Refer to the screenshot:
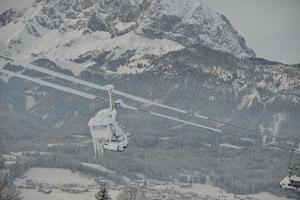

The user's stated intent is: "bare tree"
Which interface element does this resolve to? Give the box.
[117,187,145,200]
[0,171,21,200]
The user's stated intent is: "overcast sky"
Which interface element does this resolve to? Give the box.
[0,0,34,13]
[204,0,300,64]
[1,0,300,64]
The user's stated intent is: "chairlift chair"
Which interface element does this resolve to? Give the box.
[280,151,300,191]
[88,85,129,156]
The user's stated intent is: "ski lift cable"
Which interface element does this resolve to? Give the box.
[0,68,223,135]
[4,58,297,144]
[1,69,105,101]
[2,68,300,155]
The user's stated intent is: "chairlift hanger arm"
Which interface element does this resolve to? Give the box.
[1,69,98,100]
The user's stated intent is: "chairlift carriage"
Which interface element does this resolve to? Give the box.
[88,85,129,156]
[280,150,300,191]
[289,164,300,188]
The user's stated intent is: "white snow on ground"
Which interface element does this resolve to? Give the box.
[220,143,244,149]
[20,188,121,200]
[152,181,294,200]
[14,167,294,200]
[238,90,261,110]
[54,120,65,129]
[0,73,10,82]
[251,192,295,200]
[20,168,95,185]
[0,3,43,52]
[115,21,137,33]
[53,59,95,77]
[241,138,255,142]
[2,151,51,162]
[115,65,145,75]
[107,32,184,57]
[47,143,86,148]
[155,182,224,197]
[20,189,96,200]
[80,162,113,173]
[47,143,63,147]
[4,160,17,166]
[285,141,295,146]
[15,168,120,200]
[25,95,36,110]
[157,0,213,20]
[73,134,87,139]
[0,7,184,76]
[42,113,49,119]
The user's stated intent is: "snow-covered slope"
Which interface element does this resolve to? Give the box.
[0,0,254,75]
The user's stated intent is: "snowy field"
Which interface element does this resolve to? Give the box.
[20,187,121,200]
[20,189,97,200]
[15,168,120,200]
[18,167,95,185]
[14,167,294,200]
[154,182,293,200]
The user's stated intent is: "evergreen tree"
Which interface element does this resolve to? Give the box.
[95,184,111,200]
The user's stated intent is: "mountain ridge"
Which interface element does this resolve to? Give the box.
[0,0,255,76]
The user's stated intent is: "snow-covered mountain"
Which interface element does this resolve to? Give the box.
[0,0,254,75]
[1,0,300,196]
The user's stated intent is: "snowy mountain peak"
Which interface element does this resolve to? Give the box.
[0,0,255,75]
[141,0,255,58]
